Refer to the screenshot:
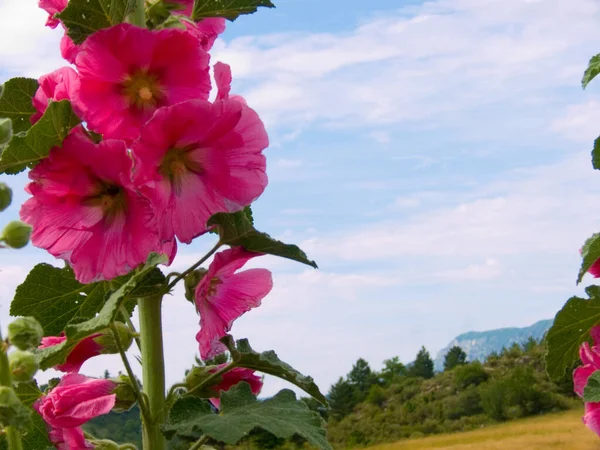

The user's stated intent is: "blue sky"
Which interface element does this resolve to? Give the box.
[1,0,600,397]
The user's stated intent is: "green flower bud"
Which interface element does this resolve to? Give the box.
[0,118,12,146]
[1,221,32,249]
[0,386,31,429]
[93,322,133,355]
[89,440,119,450]
[0,182,12,212]
[184,268,207,303]
[184,365,218,398]
[9,350,39,382]
[8,316,43,350]
[111,375,137,412]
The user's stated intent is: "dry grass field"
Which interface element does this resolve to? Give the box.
[366,409,600,450]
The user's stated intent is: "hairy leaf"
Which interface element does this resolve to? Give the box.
[14,381,43,407]
[36,254,167,369]
[58,0,138,44]
[545,286,600,379]
[164,383,331,449]
[192,0,275,21]
[208,211,317,268]
[584,370,600,403]
[11,263,166,337]
[21,411,52,450]
[0,100,80,174]
[223,336,328,405]
[0,78,38,135]
[583,53,600,89]
[578,233,600,284]
[593,136,600,170]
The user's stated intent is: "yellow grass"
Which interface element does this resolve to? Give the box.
[366,410,600,450]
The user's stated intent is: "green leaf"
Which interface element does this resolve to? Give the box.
[578,234,600,284]
[583,53,600,89]
[192,0,275,21]
[11,263,166,337]
[222,336,328,405]
[208,211,317,268]
[0,118,12,146]
[36,254,168,370]
[13,381,43,407]
[545,286,600,379]
[21,410,52,450]
[592,136,600,170]
[164,383,332,449]
[0,100,81,175]
[584,370,600,402]
[58,0,138,45]
[0,78,38,134]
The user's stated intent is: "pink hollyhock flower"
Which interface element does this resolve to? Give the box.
[184,18,227,51]
[209,365,263,408]
[31,67,80,123]
[35,373,116,431]
[20,129,174,283]
[590,259,600,278]
[584,402,600,436]
[574,326,600,396]
[194,247,272,360]
[75,23,210,142]
[39,333,103,373]
[47,425,93,450]
[60,33,79,65]
[131,92,268,244]
[39,0,67,28]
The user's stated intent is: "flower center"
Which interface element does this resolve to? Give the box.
[121,70,164,110]
[83,182,127,225]
[207,277,222,297]
[159,148,204,195]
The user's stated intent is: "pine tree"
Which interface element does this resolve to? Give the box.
[443,345,467,371]
[328,377,356,420]
[409,346,434,379]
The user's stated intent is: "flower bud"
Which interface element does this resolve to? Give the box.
[89,439,120,450]
[0,183,12,212]
[9,350,39,382]
[0,118,11,146]
[111,375,137,412]
[0,386,31,429]
[1,220,32,249]
[184,365,216,397]
[185,268,207,303]
[8,316,43,350]
[93,322,133,355]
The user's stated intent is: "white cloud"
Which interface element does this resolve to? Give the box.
[551,99,600,142]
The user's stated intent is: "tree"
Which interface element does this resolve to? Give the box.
[444,346,467,371]
[409,346,434,379]
[347,358,377,402]
[103,369,110,379]
[380,356,406,385]
[328,377,356,421]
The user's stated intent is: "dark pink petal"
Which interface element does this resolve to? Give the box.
[31,67,80,124]
[183,18,227,51]
[581,342,600,369]
[60,32,79,65]
[39,333,103,373]
[39,0,67,28]
[590,258,600,278]
[574,365,597,397]
[584,402,600,437]
[62,427,94,449]
[214,62,232,101]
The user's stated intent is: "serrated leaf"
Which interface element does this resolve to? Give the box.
[58,0,138,45]
[192,0,275,21]
[0,78,38,134]
[21,410,52,450]
[592,136,600,170]
[583,53,600,89]
[164,383,332,449]
[36,254,167,370]
[208,212,317,268]
[222,336,327,405]
[584,370,600,402]
[578,234,600,283]
[545,286,600,379]
[10,263,166,337]
[0,100,81,175]
[14,381,43,407]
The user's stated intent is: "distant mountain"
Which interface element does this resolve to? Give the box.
[433,319,553,371]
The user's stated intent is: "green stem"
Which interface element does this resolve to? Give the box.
[121,305,142,351]
[138,295,167,450]
[189,435,209,450]
[0,338,22,450]
[167,242,222,290]
[186,362,237,397]
[109,323,151,424]
[131,0,146,27]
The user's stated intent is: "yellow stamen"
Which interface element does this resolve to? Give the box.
[138,87,153,101]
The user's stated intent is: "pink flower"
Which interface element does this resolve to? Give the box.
[184,18,227,51]
[131,94,268,244]
[35,374,116,431]
[209,365,263,408]
[585,402,600,437]
[39,333,103,373]
[194,247,272,360]
[20,129,174,283]
[574,326,600,397]
[60,33,79,65]
[48,425,93,450]
[39,0,68,28]
[75,23,211,142]
[31,67,80,123]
